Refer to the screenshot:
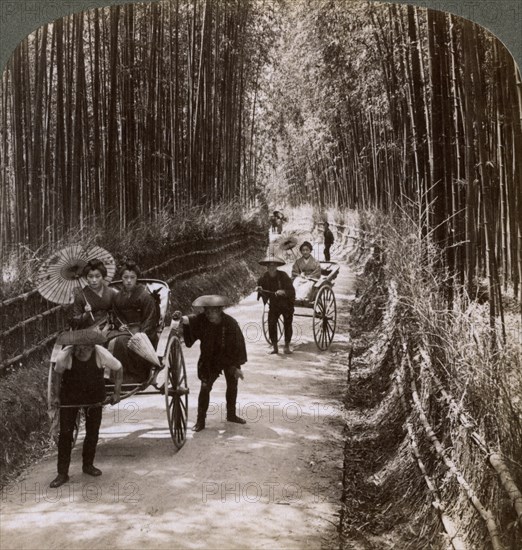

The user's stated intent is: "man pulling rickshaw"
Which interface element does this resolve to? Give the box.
[256,256,295,355]
[177,295,247,432]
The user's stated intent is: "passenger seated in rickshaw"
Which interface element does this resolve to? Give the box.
[291,241,322,301]
[110,261,160,383]
[71,259,117,330]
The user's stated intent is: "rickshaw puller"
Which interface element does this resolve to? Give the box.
[178,295,247,432]
[50,332,122,488]
[256,256,295,354]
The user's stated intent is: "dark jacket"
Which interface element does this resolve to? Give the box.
[183,312,247,380]
[257,270,295,312]
[324,227,334,246]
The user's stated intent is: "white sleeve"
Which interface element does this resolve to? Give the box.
[54,346,74,373]
[95,345,122,371]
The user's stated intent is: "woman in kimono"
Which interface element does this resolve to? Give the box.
[71,259,117,329]
[291,241,322,301]
[291,241,322,280]
[110,261,159,382]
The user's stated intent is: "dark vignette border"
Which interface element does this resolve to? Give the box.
[0,1,521,74]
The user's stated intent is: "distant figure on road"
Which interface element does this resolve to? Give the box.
[178,295,247,432]
[50,334,122,488]
[323,222,335,262]
[270,211,279,234]
[270,210,285,234]
[256,256,295,355]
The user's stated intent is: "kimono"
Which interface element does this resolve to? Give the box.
[110,284,159,381]
[291,256,322,280]
[291,256,322,301]
[71,285,117,329]
[112,284,158,341]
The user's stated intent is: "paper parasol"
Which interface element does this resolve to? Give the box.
[36,245,116,304]
[277,236,298,250]
[127,332,161,367]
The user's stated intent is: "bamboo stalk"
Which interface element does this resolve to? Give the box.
[419,344,522,522]
[405,345,504,550]
[395,366,468,550]
[488,453,522,524]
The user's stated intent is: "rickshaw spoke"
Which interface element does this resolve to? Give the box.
[164,335,188,450]
[179,400,187,417]
[325,321,334,342]
[324,321,331,342]
[325,295,334,310]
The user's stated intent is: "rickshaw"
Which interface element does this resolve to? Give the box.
[47,279,189,450]
[262,261,340,350]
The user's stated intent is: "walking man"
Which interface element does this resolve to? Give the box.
[323,222,335,262]
[256,256,295,355]
[179,295,247,432]
[50,332,122,488]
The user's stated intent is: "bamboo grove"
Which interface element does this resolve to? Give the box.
[0,0,274,259]
[268,1,522,308]
[1,0,521,315]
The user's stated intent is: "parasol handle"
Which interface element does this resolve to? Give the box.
[81,289,96,322]
[113,312,134,336]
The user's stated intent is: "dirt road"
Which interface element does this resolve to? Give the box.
[1,257,355,550]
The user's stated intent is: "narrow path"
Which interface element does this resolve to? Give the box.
[1,251,355,550]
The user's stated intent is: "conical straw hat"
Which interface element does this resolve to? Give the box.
[258,256,285,266]
[56,327,107,346]
[192,295,230,307]
[127,332,161,367]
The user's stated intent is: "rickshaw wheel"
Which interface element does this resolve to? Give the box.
[313,285,337,350]
[262,306,284,345]
[163,334,189,450]
[47,363,80,447]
